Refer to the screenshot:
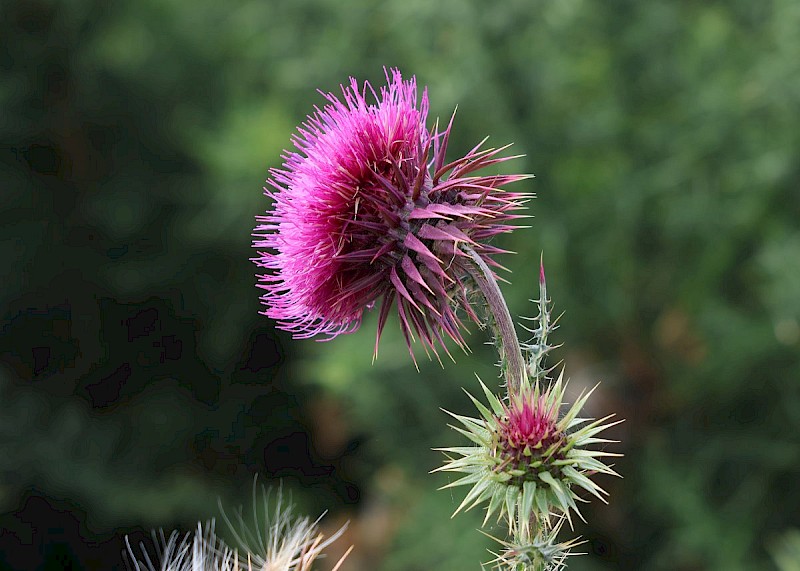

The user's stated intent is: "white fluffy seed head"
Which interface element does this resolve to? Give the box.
[125,483,350,571]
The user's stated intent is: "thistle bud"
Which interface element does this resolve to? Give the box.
[436,375,621,526]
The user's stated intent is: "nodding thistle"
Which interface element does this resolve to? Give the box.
[253,68,530,363]
[246,68,619,571]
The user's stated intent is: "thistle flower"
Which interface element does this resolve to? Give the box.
[253,68,530,359]
[436,375,621,526]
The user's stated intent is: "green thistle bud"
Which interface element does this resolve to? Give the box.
[485,515,584,571]
[436,374,622,526]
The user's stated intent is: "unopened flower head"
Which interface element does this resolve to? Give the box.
[436,375,621,526]
[486,515,583,571]
[253,68,530,359]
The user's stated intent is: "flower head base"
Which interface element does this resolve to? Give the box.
[253,69,530,360]
[436,374,621,526]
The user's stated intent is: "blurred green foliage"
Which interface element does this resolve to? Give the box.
[1,0,799,569]
[771,530,800,571]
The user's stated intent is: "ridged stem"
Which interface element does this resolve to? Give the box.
[462,245,525,395]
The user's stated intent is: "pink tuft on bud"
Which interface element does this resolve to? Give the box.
[497,396,564,472]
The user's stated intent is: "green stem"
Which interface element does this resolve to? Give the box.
[462,245,526,395]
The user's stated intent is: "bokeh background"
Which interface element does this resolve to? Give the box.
[2,0,799,569]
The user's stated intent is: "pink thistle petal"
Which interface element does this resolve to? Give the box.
[500,395,561,453]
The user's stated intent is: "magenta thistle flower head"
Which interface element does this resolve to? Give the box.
[253,68,529,359]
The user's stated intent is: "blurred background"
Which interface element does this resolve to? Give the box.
[1,0,799,569]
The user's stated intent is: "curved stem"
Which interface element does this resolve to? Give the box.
[462,245,526,395]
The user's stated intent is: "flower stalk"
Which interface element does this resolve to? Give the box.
[462,244,526,395]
